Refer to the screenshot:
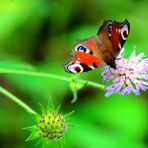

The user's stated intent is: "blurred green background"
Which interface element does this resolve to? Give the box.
[0,0,147,147]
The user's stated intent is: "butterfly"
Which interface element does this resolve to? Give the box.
[65,19,130,73]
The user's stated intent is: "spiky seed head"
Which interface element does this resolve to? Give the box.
[36,110,67,141]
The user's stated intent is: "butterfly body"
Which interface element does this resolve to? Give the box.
[65,19,130,73]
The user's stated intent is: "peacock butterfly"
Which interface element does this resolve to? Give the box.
[65,19,130,73]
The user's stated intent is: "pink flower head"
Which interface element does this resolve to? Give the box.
[102,51,148,97]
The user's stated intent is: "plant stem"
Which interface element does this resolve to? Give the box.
[0,86,37,114]
[0,68,105,90]
[0,69,69,81]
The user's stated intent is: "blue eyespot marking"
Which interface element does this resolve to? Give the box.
[107,24,112,34]
[77,46,86,52]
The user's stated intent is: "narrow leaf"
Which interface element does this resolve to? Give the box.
[46,96,55,110]
[26,131,40,141]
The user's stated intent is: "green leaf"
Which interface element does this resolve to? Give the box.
[64,110,75,118]
[23,125,36,132]
[46,96,55,110]
[28,112,39,119]
[25,131,40,141]
[55,105,61,113]
[38,103,46,114]
[35,138,44,148]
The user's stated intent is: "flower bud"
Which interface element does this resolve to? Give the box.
[36,110,67,140]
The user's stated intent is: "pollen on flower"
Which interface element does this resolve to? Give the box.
[102,51,148,96]
[36,110,67,141]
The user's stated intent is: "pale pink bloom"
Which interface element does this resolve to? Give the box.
[102,51,148,97]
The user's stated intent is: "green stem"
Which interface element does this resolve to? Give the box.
[0,86,37,114]
[0,68,105,90]
[0,69,69,81]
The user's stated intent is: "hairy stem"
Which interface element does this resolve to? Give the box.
[0,86,37,114]
[0,69,105,90]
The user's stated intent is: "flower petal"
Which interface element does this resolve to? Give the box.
[105,88,116,97]
[102,50,148,97]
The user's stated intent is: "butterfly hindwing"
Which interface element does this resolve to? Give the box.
[97,19,130,68]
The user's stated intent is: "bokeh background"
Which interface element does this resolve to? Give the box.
[0,0,147,147]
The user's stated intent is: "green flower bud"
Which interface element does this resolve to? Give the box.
[25,103,74,147]
[36,110,67,141]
